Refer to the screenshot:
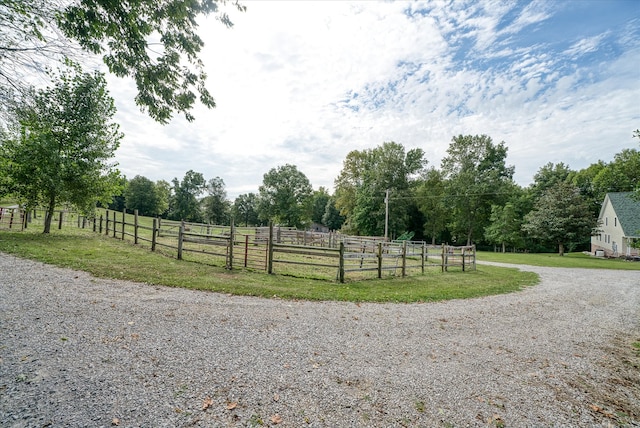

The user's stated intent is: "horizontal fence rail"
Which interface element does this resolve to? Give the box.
[5,207,476,282]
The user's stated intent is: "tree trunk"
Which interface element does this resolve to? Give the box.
[43,194,56,234]
[431,236,436,245]
[501,242,505,253]
[558,242,565,256]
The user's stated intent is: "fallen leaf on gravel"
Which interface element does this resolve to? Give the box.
[589,404,615,418]
[273,393,280,402]
[226,401,238,410]
[112,418,120,426]
[202,397,214,410]
[270,414,282,424]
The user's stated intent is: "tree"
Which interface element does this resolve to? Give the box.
[529,162,572,199]
[107,175,127,211]
[258,164,313,228]
[322,196,345,231]
[0,63,122,233]
[169,170,205,221]
[1,0,245,123]
[124,175,167,216]
[522,182,598,256]
[311,187,330,225]
[154,179,171,217]
[415,168,448,245]
[484,202,523,252]
[441,135,514,245]
[233,193,260,226]
[201,176,230,224]
[592,147,640,197]
[569,161,607,218]
[334,142,426,237]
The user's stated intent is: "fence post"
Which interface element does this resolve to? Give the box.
[244,234,249,268]
[377,242,383,279]
[462,247,466,272]
[339,242,345,283]
[177,224,184,260]
[441,244,445,272]
[472,245,476,271]
[105,210,110,235]
[99,215,103,234]
[134,210,139,244]
[121,209,126,240]
[421,242,426,274]
[401,240,407,277]
[151,218,157,251]
[93,216,97,232]
[267,222,274,274]
[227,218,234,270]
[112,211,117,238]
[58,211,64,230]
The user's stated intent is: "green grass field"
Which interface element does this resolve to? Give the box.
[477,250,640,270]
[0,227,539,302]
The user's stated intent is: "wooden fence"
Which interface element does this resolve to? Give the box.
[7,207,476,282]
[0,207,25,230]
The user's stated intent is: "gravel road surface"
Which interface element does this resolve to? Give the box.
[1,253,639,427]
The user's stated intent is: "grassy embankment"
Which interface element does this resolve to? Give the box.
[0,226,538,303]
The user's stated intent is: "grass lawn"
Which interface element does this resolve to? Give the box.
[0,228,538,303]
[477,250,640,270]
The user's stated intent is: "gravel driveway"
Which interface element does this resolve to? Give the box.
[1,253,639,427]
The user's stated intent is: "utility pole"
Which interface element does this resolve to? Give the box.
[384,189,389,241]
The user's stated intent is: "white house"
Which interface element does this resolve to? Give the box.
[591,192,640,258]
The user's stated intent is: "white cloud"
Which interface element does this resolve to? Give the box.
[564,32,609,58]
[107,0,640,199]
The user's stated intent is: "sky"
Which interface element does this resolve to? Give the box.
[107,0,640,200]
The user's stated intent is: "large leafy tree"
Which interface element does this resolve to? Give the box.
[1,0,245,122]
[523,182,597,256]
[334,142,426,237]
[441,134,514,245]
[124,175,168,216]
[529,162,572,199]
[484,202,523,252]
[169,170,205,222]
[322,196,345,231]
[592,147,640,197]
[311,187,330,225]
[233,192,260,227]
[569,160,607,218]
[258,164,313,228]
[415,167,448,245]
[0,63,122,233]
[201,176,230,224]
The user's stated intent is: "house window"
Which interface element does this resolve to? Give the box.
[605,217,608,226]
[615,218,617,227]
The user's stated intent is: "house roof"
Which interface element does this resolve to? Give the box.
[605,192,640,238]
